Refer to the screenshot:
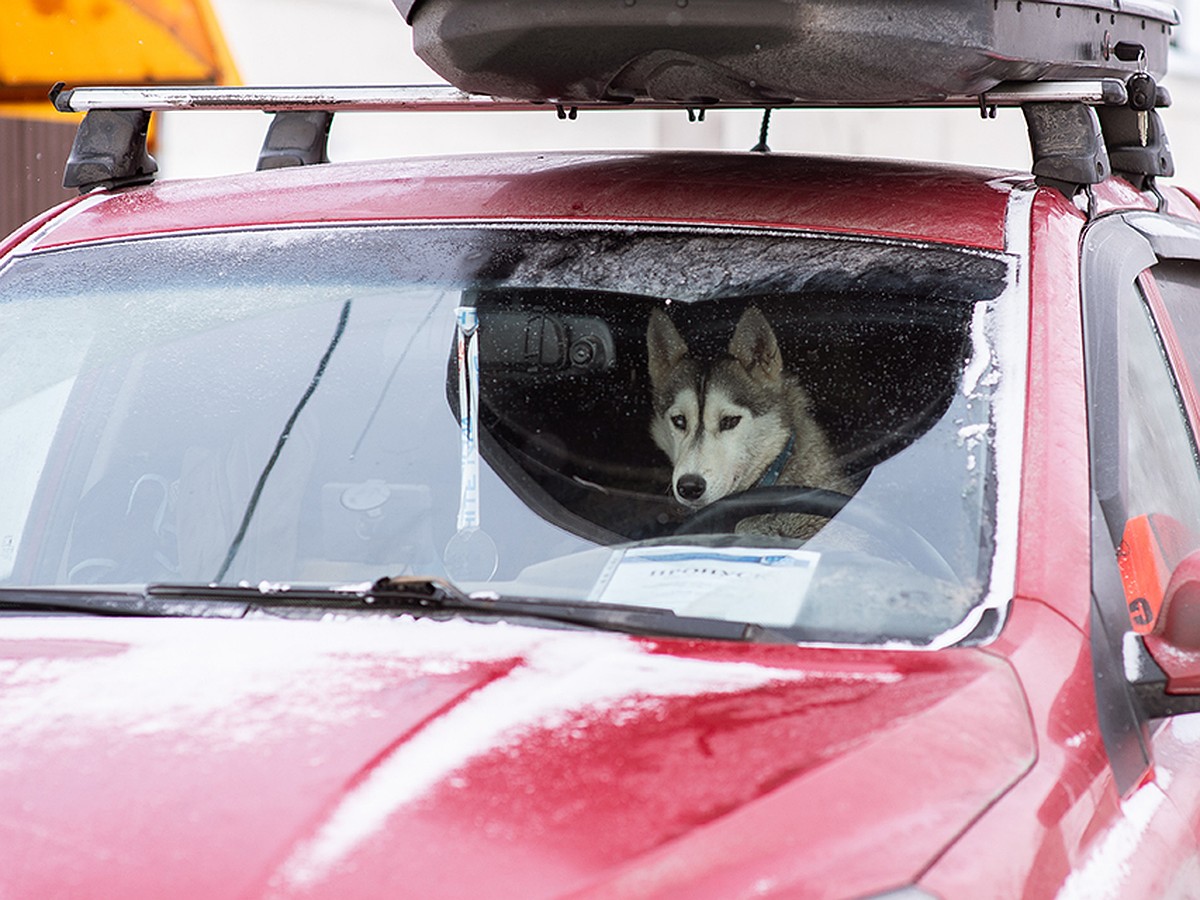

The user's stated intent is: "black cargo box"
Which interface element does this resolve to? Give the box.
[398,0,1177,104]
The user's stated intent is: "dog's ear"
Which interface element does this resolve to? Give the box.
[729,306,782,383]
[647,308,689,387]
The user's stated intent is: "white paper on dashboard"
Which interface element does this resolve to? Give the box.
[592,545,820,627]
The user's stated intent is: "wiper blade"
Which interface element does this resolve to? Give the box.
[0,586,247,618]
[141,576,473,613]
[371,576,781,641]
[143,576,781,642]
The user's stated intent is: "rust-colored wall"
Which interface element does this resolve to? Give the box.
[1,117,76,239]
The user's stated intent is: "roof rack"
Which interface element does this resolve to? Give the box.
[48,75,1173,199]
[52,80,1136,114]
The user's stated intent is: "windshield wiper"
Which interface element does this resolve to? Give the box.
[0,578,786,641]
[372,576,786,641]
[141,576,784,642]
[0,586,248,618]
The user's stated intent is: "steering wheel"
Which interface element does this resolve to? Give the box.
[673,485,957,582]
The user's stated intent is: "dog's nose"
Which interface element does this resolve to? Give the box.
[676,474,707,502]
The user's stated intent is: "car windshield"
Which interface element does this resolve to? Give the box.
[0,223,1017,645]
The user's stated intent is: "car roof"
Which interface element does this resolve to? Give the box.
[27,151,1023,253]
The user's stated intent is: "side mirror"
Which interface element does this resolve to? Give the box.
[1143,549,1200,694]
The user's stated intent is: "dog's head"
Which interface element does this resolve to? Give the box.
[647,306,793,508]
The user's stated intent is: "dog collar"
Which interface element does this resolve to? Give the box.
[756,433,795,488]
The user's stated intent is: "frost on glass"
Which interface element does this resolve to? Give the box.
[0,225,1014,645]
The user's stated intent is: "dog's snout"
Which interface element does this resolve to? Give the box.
[676,474,707,502]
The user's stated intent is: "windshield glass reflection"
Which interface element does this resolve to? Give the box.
[0,224,1015,645]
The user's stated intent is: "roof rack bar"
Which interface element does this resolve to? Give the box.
[51,80,1138,115]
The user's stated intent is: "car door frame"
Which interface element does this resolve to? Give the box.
[1081,211,1200,796]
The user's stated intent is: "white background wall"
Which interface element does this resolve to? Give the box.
[158,0,1200,184]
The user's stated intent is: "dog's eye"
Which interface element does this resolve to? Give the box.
[719,415,742,432]
[670,414,687,431]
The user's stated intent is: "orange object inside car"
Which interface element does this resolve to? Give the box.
[1118,513,1195,633]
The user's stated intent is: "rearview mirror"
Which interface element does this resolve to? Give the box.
[477,308,615,377]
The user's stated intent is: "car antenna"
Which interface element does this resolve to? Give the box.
[751,108,772,153]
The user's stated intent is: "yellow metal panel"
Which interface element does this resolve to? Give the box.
[1,0,239,115]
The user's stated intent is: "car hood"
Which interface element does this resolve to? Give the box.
[0,614,1034,898]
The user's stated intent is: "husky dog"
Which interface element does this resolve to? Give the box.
[647,305,848,533]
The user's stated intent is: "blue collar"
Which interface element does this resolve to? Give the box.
[756,433,795,488]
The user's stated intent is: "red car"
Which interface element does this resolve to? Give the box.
[4,2,1200,897]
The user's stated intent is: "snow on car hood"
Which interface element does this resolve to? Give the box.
[0,614,1034,898]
